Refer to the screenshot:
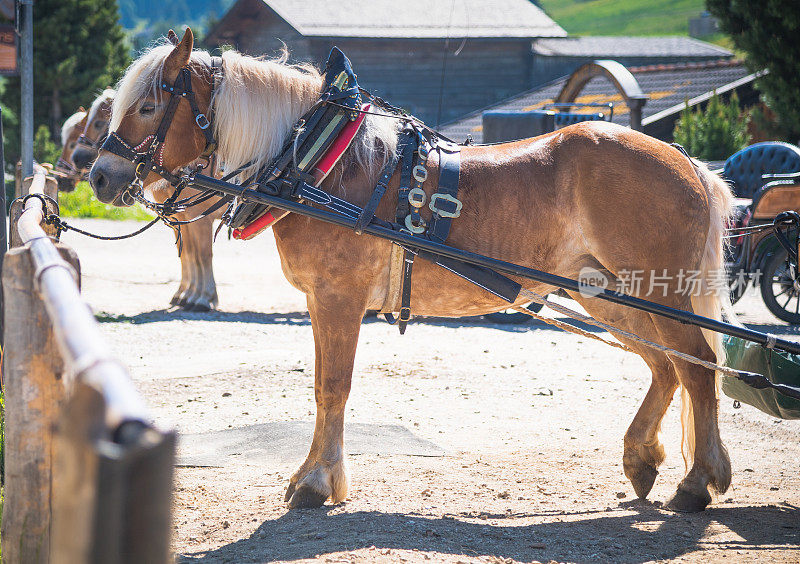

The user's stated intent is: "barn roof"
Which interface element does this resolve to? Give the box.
[439,59,758,143]
[213,0,566,39]
[532,36,732,58]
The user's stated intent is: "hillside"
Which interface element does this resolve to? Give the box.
[118,0,235,50]
[538,0,708,36]
[118,0,234,30]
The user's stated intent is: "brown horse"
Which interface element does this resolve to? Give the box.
[54,108,87,191]
[90,28,734,512]
[72,88,222,311]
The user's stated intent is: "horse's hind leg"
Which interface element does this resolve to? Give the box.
[649,317,731,512]
[621,347,678,499]
[570,295,677,499]
[284,293,364,508]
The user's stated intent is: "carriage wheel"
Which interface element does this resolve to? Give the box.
[728,268,748,305]
[760,248,800,324]
[485,301,543,324]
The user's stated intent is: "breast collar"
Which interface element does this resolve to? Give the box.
[100,56,223,186]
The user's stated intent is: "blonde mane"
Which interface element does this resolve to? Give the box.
[61,110,87,146]
[86,88,116,129]
[112,40,399,183]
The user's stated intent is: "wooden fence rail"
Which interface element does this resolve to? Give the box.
[1,169,175,563]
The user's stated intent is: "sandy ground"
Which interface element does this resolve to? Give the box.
[63,219,800,563]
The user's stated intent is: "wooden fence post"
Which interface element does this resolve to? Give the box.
[1,243,79,563]
[50,388,176,564]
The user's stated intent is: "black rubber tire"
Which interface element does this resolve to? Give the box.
[760,248,800,324]
[485,301,543,324]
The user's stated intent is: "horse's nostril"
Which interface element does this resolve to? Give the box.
[92,170,107,191]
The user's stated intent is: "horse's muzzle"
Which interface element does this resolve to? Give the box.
[89,154,136,206]
[71,146,98,171]
[56,175,78,192]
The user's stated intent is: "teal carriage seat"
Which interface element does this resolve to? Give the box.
[720,142,800,199]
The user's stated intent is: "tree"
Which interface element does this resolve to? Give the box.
[2,0,129,165]
[673,91,751,161]
[707,0,800,141]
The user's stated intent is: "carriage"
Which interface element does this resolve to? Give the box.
[723,142,800,322]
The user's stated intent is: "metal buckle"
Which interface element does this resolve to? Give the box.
[195,114,210,129]
[408,187,426,209]
[429,193,462,218]
[399,306,411,322]
[135,161,147,179]
[121,189,135,206]
[412,164,428,183]
[418,144,429,159]
[405,214,426,234]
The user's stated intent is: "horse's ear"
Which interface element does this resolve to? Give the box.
[164,27,193,71]
[167,29,179,46]
[78,106,85,112]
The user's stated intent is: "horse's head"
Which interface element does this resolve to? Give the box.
[89,28,214,205]
[71,89,115,171]
[54,109,87,192]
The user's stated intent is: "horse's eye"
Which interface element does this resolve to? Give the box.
[95,120,107,129]
[69,142,75,149]
[139,103,156,115]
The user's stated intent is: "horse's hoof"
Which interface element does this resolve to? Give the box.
[287,484,328,509]
[284,482,296,503]
[183,301,213,312]
[665,487,711,513]
[629,463,659,499]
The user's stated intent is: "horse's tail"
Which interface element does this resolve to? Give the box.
[681,159,734,478]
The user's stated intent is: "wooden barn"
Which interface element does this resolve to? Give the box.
[204,0,566,125]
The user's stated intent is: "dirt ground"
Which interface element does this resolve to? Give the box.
[64,219,800,563]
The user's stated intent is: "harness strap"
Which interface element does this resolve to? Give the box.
[396,136,416,224]
[354,133,412,234]
[426,144,462,244]
[398,250,414,334]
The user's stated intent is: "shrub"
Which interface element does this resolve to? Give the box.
[673,91,751,161]
[33,124,60,166]
[58,182,154,221]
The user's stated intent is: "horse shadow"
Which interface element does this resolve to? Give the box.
[94,308,606,334]
[177,502,799,563]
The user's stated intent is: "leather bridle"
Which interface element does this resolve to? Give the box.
[100,59,221,187]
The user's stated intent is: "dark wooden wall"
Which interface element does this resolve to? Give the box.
[207,0,536,125]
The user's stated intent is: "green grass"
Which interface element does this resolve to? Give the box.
[58,182,155,221]
[539,0,708,36]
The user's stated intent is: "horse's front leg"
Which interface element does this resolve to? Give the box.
[285,293,365,508]
[179,217,218,311]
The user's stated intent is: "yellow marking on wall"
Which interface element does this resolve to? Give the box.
[471,82,688,131]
